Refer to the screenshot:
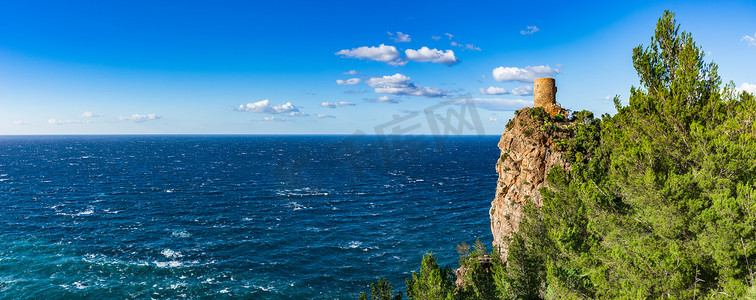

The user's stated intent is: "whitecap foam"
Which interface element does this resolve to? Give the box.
[57,209,94,217]
[171,230,191,238]
[344,241,362,249]
[161,249,183,259]
[170,282,188,289]
[276,187,331,197]
[254,285,276,292]
[153,261,184,268]
[286,201,312,211]
[72,281,88,289]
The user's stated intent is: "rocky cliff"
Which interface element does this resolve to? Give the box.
[490,106,572,261]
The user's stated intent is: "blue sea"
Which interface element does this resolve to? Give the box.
[0,135,498,299]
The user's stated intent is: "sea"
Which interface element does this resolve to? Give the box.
[0,135,499,299]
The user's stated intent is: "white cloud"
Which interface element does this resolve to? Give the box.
[520,25,540,35]
[511,85,533,95]
[118,114,161,122]
[738,82,756,94]
[431,36,441,41]
[81,111,103,118]
[234,99,305,116]
[475,98,532,111]
[335,44,407,66]
[479,85,533,96]
[343,70,359,75]
[321,101,356,108]
[458,98,532,111]
[317,114,336,119]
[259,116,293,122]
[742,33,756,46]
[48,119,90,125]
[344,89,366,94]
[492,65,559,82]
[336,78,362,85]
[488,116,498,122]
[365,73,447,98]
[405,47,460,66]
[365,95,400,104]
[450,41,481,51]
[445,33,454,40]
[479,86,509,95]
[388,31,411,43]
[14,120,29,125]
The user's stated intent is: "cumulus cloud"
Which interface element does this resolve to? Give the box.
[48,119,91,125]
[405,47,460,66]
[488,116,499,122]
[511,85,534,95]
[520,25,540,35]
[450,41,481,51]
[738,82,756,94]
[365,95,400,104]
[458,98,532,111]
[344,89,366,94]
[317,114,336,119]
[14,120,29,125]
[479,85,533,96]
[321,101,356,108]
[81,111,103,118]
[234,100,305,116]
[118,114,161,122]
[388,31,411,43]
[260,116,293,122]
[336,78,362,85]
[365,73,447,98]
[343,70,359,75]
[492,65,559,82]
[742,33,756,46]
[445,33,454,40]
[479,86,509,95]
[335,44,407,66]
[431,36,441,41]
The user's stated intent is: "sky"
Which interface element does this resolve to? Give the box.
[1,0,755,135]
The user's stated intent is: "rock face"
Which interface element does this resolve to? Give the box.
[490,78,572,262]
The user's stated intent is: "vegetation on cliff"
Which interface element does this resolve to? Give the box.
[360,10,756,299]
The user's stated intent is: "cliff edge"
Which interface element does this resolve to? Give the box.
[490,78,572,261]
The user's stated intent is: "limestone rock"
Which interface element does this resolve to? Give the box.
[489,107,572,261]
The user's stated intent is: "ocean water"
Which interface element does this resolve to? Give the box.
[0,135,498,299]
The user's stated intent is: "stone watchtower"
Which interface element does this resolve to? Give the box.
[533,77,566,117]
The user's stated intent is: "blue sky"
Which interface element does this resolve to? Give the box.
[1,0,755,135]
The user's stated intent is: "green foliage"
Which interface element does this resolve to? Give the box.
[456,240,497,299]
[360,10,756,299]
[528,107,548,121]
[505,119,514,131]
[405,252,455,300]
[509,10,756,298]
[359,278,402,300]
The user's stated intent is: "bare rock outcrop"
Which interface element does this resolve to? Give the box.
[489,80,572,262]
